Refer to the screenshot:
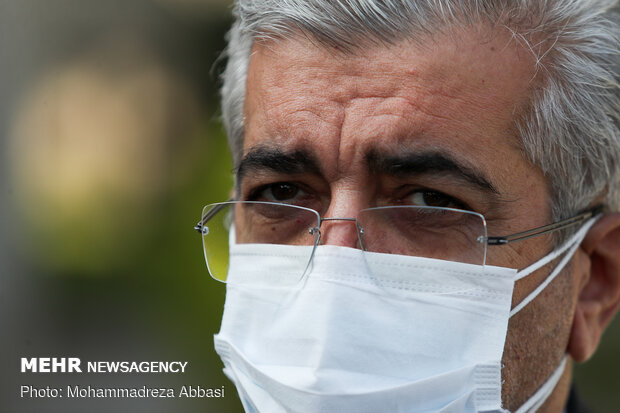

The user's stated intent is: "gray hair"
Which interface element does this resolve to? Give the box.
[220,0,620,224]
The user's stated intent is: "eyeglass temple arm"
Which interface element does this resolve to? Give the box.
[194,201,233,233]
[486,205,604,246]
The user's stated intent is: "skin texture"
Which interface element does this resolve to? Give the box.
[236,28,620,412]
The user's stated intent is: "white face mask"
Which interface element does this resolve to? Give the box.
[214,220,595,413]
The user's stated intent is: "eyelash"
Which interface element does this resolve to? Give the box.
[398,187,471,211]
[246,182,306,202]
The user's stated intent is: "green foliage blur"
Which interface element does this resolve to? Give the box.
[2,1,246,411]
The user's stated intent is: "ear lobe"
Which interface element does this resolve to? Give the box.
[568,212,620,362]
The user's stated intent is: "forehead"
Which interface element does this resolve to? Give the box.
[246,30,534,141]
[243,29,541,201]
[247,30,534,110]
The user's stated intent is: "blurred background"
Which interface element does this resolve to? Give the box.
[0,0,618,412]
[1,0,240,411]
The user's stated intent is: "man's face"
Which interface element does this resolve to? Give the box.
[238,29,577,411]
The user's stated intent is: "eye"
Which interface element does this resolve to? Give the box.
[249,182,306,203]
[269,183,300,201]
[408,190,469,210]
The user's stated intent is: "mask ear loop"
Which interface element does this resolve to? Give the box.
[513,356,568,413]
[509,218,598,317]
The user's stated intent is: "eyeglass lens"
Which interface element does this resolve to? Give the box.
[201,202,320,282]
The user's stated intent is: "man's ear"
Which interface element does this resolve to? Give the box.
[568,212,620,362]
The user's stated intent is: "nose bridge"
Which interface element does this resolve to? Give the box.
[319,217,361,248]
[319,181,368,248]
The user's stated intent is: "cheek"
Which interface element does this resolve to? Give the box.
[485,232,553,270]
[500,264,576,410]
[495,232,557,309]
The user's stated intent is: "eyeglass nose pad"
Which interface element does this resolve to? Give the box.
[356,223,367,251]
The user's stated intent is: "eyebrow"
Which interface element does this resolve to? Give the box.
[366,150,500,194]
[237,146,500,195]
[236,147,321,184]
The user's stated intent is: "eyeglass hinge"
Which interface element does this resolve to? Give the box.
[486,237,508,245]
